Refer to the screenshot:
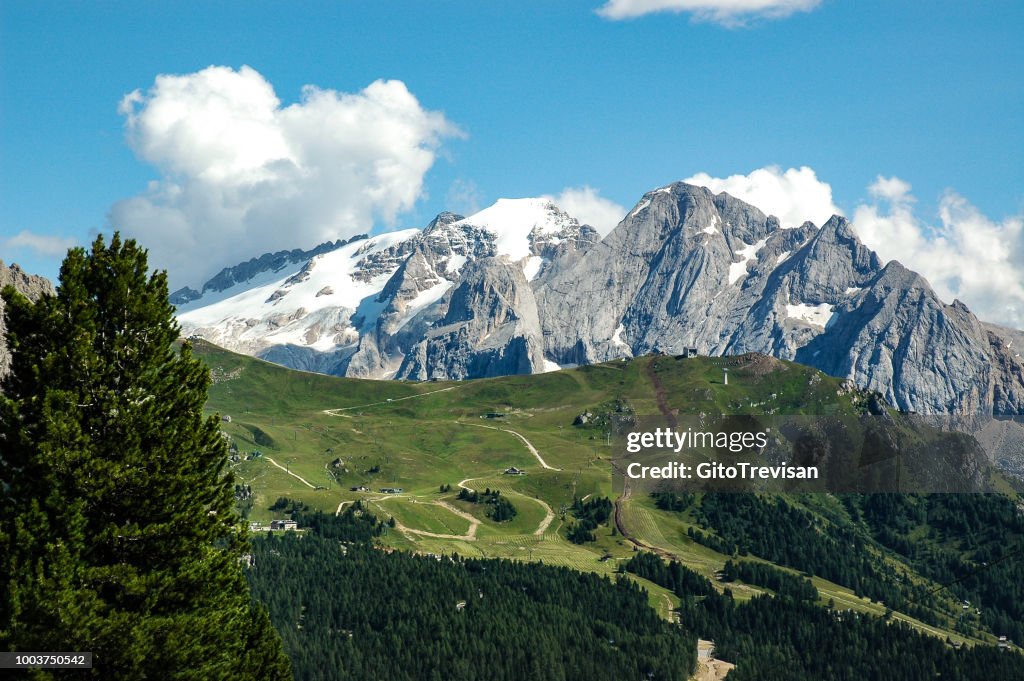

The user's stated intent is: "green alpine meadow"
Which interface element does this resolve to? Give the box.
[195,306,1024,679]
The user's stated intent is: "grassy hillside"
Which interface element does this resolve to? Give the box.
[196,340,1019,647]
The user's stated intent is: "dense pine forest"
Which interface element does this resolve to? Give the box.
[251,492,1024,680]
[627,554,1024,680]
[690,493,943,623]
[719,560,819,603]
[855,493,1024,643]
[672,492,1024,633]
[248,504,696,681]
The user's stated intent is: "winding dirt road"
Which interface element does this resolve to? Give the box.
[694,640,734,680]
[458,476,554,536]
[318,415,560,537]
[374,497,481,541]
[265,456,317,489]
[322,386,456,415]
[461,422,561,470]
[531,496,556,536]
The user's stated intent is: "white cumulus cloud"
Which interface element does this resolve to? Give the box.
[546,186,626,235]
[110,65,461,289]
[596,0,821,25]
[853,177,1024,328]
[2,230,77,257]
[685,166,841,228]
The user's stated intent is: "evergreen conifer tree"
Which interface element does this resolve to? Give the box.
[0,234,291,679]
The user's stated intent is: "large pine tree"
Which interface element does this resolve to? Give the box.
[0,234,291,679]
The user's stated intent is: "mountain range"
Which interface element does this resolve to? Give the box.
[167,182,1024,416]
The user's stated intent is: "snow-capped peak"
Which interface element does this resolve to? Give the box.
[173,198,595,371]
[178,229,419,321]
[176,229,421,354]
[453,198,578,261]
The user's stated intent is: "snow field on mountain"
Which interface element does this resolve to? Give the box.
[729,237,769,285]
[453,198,576,261]
[785,302,836,329]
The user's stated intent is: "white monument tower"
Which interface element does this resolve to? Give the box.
[723,367,729,385]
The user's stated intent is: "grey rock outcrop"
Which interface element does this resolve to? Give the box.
[340,213,471,378]
[537,182,1024,415]
[337,203,597,379]
[0,261,55,376]
[397,257,546,380]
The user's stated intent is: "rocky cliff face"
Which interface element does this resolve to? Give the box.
[175,182,1024,416]
[177,198,598,379]
[341,202,599,379]
[0,261,55,376]
[537,182,1024,415]
[397,257,547,380]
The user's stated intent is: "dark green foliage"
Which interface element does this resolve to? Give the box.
[567,496,612,544]
[270,496,306,514]
[271,497,384,543]
[456,487,518,522]
[567,523,596,544]
[0,234,290,679]
[686,492,1024,641]
[489,496,518,522]
[622,552,715,598]
[684,592,1024,681]
[691,494,940,623]
[855,493,1024,642]
[651,491,695,513]
[248,533,696,681]
[721,561,818,602]
[284,499,383,544]
[626,554,1024,680]
[572,496,613,525]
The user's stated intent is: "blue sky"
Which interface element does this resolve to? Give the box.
[1,1,1022,321]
